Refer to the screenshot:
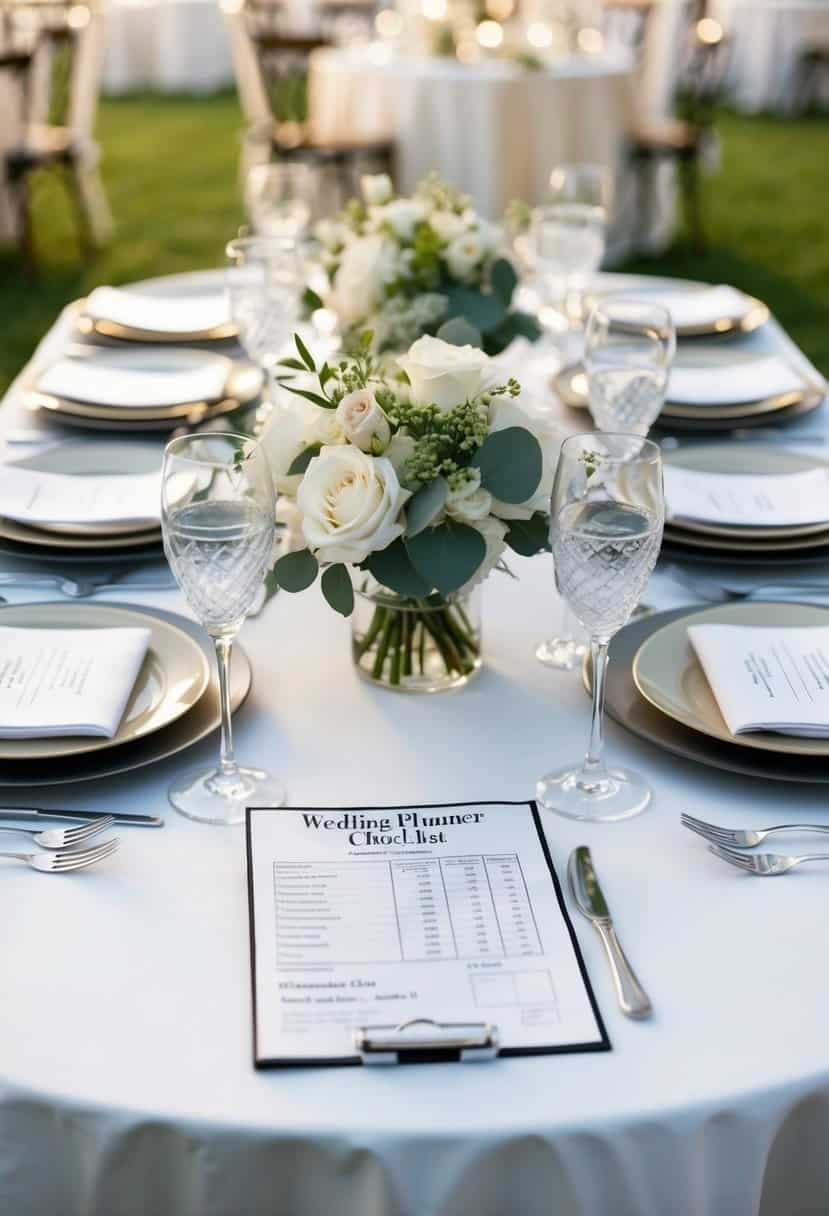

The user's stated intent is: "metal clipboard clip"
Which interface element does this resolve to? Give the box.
[353,1018,500,1065]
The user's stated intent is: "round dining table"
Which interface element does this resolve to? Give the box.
[1,270,828,1216]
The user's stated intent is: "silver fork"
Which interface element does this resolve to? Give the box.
[682,811,829,849]
[0,815,114,850]
[0,573,173,598]
[668,569,829,605]
[708,843,829,876]
[0,838,119,873]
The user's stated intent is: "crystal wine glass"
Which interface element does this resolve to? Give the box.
[531,163,611,330]
[585,297,676,436]
[537,432,664,822]
[161,433,284,824]
[245,162,318,240]
[226,235,302,390]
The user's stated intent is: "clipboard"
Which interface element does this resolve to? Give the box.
[246,800,611,1068]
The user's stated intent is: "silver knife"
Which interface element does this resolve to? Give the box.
[0,806,163,827]
[567,846,652,1020]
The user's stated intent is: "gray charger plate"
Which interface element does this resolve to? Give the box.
[0,601,251,786]
[583,606,829,783]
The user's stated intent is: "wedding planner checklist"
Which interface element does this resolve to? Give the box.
[246,802,608,1066]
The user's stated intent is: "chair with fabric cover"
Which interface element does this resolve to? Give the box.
[792,38,829,114]
[628,9,730,248]
[4,0,112,267]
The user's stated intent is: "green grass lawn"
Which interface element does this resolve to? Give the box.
[0,93,827,392]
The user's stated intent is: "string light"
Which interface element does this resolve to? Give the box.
[422,0,447,20]
[375,9,403,36]
[476,19,503,47]
[696,17,723,44]
[577,26,604,53]
[527,21,553,48]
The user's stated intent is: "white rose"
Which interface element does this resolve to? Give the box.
[474,219,503,257]
[429,209,466,243]
[377,198,426,241]
[297,445,410,564]
[385,430,416,476]
[260,395,320,496]
[461,515,508,592]
[361,173,393,206]
[312,410,348,447]
[445,468,492,523]
[336,389,391,454]
[275,496,306,555]
[398,335,489,412]
[445,232,484,282]
[487,396,565,520]
[331,235,395,327]
[315,218,346,250]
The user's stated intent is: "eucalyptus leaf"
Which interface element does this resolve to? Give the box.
[278,357,307,372]
[505,512,551,556]
[436,317,483,349]
[303,287,323,312]
[272,548,319,592]
[406,521,486,598]
[287,444,321,476]
[473,427,543,505]
[321,563,354,616]
[365,539,432,598]
[283,385,336,410]
[442,286,506,334]
[406,476,448,538]
[490,257,518,305]
[485,309,542,354]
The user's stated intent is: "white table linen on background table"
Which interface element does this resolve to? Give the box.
[1,271,829,1216]
[102,0,233,94]
[712,0,829,113]
[308,48,675,250]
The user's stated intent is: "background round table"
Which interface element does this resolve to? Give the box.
[712,0,829,113]
[1,271,828,1216]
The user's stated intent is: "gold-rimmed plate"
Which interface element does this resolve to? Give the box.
[8,439,162,540]
[0,602,210,760]
[632,601,829,758]
[75,302,237,344]
[0,602,252,786]
[584,608,829,783]
[664,444,829,544]
[583,283,769,339]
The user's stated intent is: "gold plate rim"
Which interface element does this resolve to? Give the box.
[75,299,237,343]
[631,602,829,757]
[0,603,210,760]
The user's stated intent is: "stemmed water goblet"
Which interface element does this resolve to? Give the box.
[245,162,318,240]
[161,433,285,824]
[585,297,676,436]
[537,432,664,822]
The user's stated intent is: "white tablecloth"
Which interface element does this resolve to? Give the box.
[1,270,829,1215]
[308,48,674,251]
[102,0,233,94]
[712,0,829,113]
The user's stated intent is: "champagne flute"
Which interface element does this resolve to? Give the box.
[585,297,676,436]
[226,235,302,397]
[245,162,318,239]
[161,433,284,824]
[531,163,611,330]
[537,432,664,822]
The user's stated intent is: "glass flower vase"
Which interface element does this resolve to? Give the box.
[351,579,483,693]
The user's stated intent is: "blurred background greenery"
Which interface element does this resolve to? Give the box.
[0,93,826,393]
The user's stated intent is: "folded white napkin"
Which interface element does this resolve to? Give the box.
[85,285,231,336]
[624,284,751,329]
[0,626,151,737]
[0,465,161,528]
[688,622,829,737]
[36,354,229,408]
[668,355,806,406]
[664,464,829,528]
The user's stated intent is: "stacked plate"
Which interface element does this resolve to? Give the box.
[661,443,829,567]
[0,602,252,786]
[24,347,262,433]
[588,601,829,783]
[0,440,167,563]
[76,283,238,344]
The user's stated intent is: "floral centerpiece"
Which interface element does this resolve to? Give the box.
[310,173,541,357]
[264,331,560,692]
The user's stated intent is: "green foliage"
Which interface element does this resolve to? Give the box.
[272,548,319,592]
[321,563,354,615]
[436,317,483,348]
[406,476,448,537]
[473,427,543,504]
[406,520,486,598]
[287,445,321,476]
[365,539,432,597]
[505,512,551,556]
[490,257,518,304]
[442,285,507,333]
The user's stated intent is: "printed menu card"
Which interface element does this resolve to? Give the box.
[0,626,150,737]
[689,623,829,737]
[664,465,829,528]
[246,802,609,1067]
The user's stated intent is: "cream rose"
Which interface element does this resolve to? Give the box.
[461,515,508,592]
[398,336,489,412]
[336,389,391,454]
[260,395,320,496]
[429,209,466,243]
[377,198,426,241]
[361,173,393,206]
[445,468,492,522]
[487,396,565,520]
[445,232,484,282]
[331,235,395,327]
[297,445,409,564]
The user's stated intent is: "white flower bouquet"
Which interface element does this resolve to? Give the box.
[264,331,560,690]
[310,172,541,358]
